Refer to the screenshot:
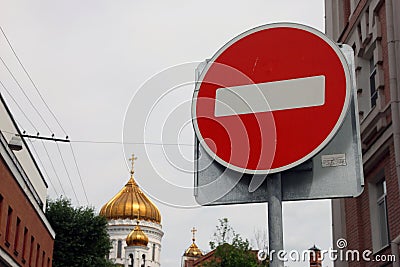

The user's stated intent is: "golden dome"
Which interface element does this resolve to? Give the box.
[126,223,149,247]
[184,227,203,258]
[184,243,203,258]
[99,155,161,223]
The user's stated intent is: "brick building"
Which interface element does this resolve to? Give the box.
[0,93,55,267]
[325,0,400,266]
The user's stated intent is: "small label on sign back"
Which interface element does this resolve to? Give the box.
[321,154,347,167]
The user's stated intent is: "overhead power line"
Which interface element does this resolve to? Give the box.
[0,79,39,132]
[41,141,67,196]
[0,130,194,147]
[28,139,60,197]
[70,140,195,146]
[0,25,89,205]
[19,134,69,142]
[0,55,52,133]
[69,143,89,204]
[0,26,67,136]
[0,106,60,197]
[56,142,80,206]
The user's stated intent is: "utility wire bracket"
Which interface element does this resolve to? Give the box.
[19,134,70,143]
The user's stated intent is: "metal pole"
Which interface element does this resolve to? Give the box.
[267,172,284,267]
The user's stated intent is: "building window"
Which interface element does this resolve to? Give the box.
[42,251,45,267]
[152,243,156,261]
[22,227,28,260]
[0,194,3,236]
[129,253,134,267]
[369,170,391,251]
[117,240,122,258]
[0,194,3,219]
[376,179,389,247]
[369,56,377,108]
[5,206,13,245]
[141,254,146,267]
[29,236,35,266]
[14,217,21,252]
[36,244,40,267]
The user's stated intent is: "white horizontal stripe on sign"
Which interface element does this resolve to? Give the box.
[214,75,326,117]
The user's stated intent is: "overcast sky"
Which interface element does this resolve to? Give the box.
[0,1,333,267]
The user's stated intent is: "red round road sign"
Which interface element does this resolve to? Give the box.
[192,23,351,174]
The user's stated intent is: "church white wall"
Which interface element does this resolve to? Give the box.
[106,219,163,267]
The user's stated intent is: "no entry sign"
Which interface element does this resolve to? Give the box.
[192,23,351,174]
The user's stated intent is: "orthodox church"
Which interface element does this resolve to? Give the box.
[181,227,203,267]
[100,155,163,267]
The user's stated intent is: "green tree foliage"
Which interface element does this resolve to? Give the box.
[202,218,268,267]
[46,197,114,267]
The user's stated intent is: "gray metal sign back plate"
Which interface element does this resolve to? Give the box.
[193,44,364,205]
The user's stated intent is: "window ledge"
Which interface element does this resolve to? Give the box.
[360,105,378,129]
[373,244,390,255]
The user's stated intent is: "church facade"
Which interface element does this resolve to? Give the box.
[100,155,163,267]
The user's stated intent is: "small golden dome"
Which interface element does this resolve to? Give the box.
[184,243,203,257]
[184,227,203,258]
[126,223,149,247]
[99,154,161,223]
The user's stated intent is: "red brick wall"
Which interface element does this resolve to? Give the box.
[378,4,392,107]
[344,0,351,24]
[340,0,368,42]
[344,144,399,267]
[386,144,400,240]
[0,156,54,267]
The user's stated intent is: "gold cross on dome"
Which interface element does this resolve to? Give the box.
[191,227,197,241]
[129,153,137,176]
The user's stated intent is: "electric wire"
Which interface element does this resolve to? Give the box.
[0,108,60,198]
[13,121,26,135]
[0,113,60,198]
[69,143,89,204]
[0,26,67,136]
[41,140,67,196]
[28,139,60,197]
[1,27,89,204]
[0,130,194,147]
[0,79,39,132]
[0,55,52,133]
[56,142,80,205]
[0,130,194,146]
[1,26,191,204]
[0,79,82,202]
[69,140,195,146]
